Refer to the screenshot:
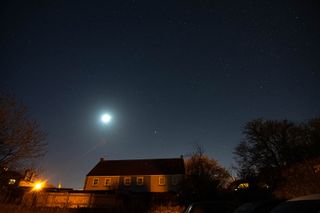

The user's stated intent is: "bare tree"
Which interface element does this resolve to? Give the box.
[234,119,305,177]
[0,94,46,169]
[182,145,231,201]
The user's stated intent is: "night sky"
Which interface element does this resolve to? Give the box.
[1,0,320,189]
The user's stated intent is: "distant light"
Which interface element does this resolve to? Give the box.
[101,114,112,124]
[32,181,45,191]
[8,179,16,185]
[34,183,42,190]
[238,183,249,189]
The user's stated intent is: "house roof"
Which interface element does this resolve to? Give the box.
[87,158,185,176]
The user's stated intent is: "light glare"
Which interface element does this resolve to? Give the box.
[32,181,46,191]
[101,114,112,123]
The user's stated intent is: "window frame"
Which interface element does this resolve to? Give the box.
[104,178,112,186]
[92,178,99,186]
[158,176,166,186]
[124,177,131,186]
[8,179,16,185]
[136,177,144,186]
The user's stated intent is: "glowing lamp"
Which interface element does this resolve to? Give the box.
[33,181,45,191]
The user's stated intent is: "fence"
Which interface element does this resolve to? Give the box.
[1,189,184,212]
[22,191,126,208]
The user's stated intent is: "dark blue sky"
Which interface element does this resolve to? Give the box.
[1,0,319,189]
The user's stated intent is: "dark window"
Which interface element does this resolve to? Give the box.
[92,178,99,186]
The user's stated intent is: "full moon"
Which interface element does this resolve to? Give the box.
[101,114,112,124]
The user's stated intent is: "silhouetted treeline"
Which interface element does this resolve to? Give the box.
[234,117,320,199]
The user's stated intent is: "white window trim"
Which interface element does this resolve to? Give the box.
[104,178,112,186]
[124,177,131,186]
[92,178,99,186]
[159,176,166,186]
[136,177,144,186]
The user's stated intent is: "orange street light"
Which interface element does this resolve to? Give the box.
[32,181,46,191]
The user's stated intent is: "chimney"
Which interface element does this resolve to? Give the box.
[100,158,104,162]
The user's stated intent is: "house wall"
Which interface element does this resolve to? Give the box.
[84,174,184,193]
[84,176,120,191]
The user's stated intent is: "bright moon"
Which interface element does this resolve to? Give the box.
[101,114,112,124]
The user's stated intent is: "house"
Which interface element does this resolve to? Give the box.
[84,157,185,193]
[0,167,36,188]
[0,167,23,189]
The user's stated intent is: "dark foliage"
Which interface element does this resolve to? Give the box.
[234,118,320,195]
[181,145,232,202]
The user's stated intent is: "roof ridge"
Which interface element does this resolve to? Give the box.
[100,157,183,161]
[87,157,185,176]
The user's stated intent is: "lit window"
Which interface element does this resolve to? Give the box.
[136,177,144,186]
[8,179,16,185]
[171,176,178,185]
[124,177,131,186]
[92,178,99,186]
[238,183,249,189]
[105,178,112,186]
[159,176,166,185]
